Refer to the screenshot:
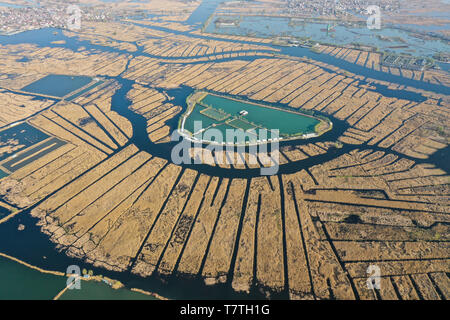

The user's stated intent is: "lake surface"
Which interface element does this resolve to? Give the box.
[0,255,66,299]
[206,15,450,58]
[0,25,448,96]
[0,255,157,300]
[21,74,93,98]
[0,122,49,162]
[2,137,66,173]
[59,281,157,300]
[187,0,223,25]
[183,93,321,143]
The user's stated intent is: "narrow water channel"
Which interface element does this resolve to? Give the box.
[0,9,448,299]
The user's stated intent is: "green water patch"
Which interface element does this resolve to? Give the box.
[59,281,158,300]
[201,94,321,136]
[182,93,324,143]
[205,15,450,59]
[228,117,257,131]
[200,106,231,121]
[211,124,258,144]
[183,105,218,134]
[0,255,158,300]
[21,74,93,98]
[0,255,65,299]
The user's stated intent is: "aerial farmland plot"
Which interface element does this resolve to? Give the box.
[0,0,448,310]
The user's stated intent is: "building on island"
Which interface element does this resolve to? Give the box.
[302,133,318,139]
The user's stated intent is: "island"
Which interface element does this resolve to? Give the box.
[180,91,332,145]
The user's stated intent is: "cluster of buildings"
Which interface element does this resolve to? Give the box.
[0,4,113,35]
[284,0,400,17]
[0,6,65,34]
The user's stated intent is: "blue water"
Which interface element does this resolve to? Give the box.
[187,0,223,25]
[0,2,24,8]
[407,11,450,18]
[0,169,8,180]
[59,280,158,300]
[0,26,448,98]
[0,71,446,301]
[206,15,450,58]
[21,74,93,97]
[403,24,450,32]
[0,255,157,300]
[0,3,446,300]
[0,123,50,162]
[0,255,65,300]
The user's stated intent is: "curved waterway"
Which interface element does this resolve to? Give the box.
[108,78,448,177]
[1,71,447,300]
[0,26,449,96]
[0,20,449,300]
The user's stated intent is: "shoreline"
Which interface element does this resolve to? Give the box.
[0,251,167,300]
[179,90,333,146]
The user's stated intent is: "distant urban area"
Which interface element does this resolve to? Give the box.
[285,0,400,16]
[0,4,114,35]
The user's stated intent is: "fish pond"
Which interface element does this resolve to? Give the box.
[0,205,10,218]
[0,122,49,162]
[181,92,329,144]
[0,169,8,180]
[0,255,157,300]
[205,15,450,58]
[21,74,93,98]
